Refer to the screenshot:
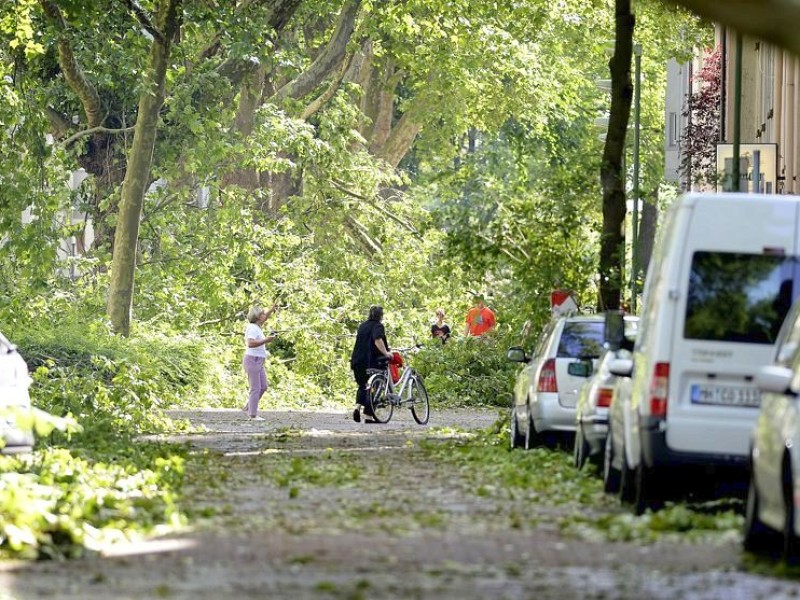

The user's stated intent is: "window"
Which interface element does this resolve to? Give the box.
[557,321,605,358]
[684,252,797,344]
[668,112,679,148]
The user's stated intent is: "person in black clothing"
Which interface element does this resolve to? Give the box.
[350,305,393,423]
[431,308,451,343]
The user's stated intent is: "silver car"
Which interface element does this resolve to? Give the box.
[509,314,605,449]
[574,316,638,470]
[0,332,34,454]
[744,298,800,560]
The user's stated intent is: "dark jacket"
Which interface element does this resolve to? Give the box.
[350,319,388,370]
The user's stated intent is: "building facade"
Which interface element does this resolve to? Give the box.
[666,27,800,194]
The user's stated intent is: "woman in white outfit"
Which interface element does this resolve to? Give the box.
[243,305,278,420]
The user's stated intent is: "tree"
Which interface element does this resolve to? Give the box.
[107,0,182,336]
[598,0,635,311]
[680,47,721,187]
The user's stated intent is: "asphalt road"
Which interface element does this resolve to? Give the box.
[2,407,799,599]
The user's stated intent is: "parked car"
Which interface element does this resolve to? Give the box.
[508,314,605,449]
[604,192,800,514]
[0,331,34,454]
[573,314,638,470]
[744,298,800,560]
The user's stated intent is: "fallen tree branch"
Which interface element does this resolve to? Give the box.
[330,179,420,236]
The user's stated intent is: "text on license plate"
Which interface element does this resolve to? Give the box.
[690,384,761,407]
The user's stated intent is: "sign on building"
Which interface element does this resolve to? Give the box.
[716,143,778,194]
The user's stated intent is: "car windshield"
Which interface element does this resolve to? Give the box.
[684,251,797,344]
[557,321,604,358]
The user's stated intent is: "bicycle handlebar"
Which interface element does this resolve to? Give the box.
[392,344,424,353]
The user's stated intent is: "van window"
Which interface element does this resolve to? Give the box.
[684,251,796,344]
[557,321,604,358]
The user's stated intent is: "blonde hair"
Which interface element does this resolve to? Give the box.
[435,308,445,318]
[247,306,265,323]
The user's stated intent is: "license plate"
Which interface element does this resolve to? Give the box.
[690,384,761,407]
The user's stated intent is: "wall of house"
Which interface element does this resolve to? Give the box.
[720,29,800,194]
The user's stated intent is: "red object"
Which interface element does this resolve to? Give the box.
[537,358,558,393]
[649,362,670,417]
[597,387,614,408]
[389,351,403,383]
[550,289,571,308]
[550,289,578,315]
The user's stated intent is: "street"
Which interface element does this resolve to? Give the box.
[1,408,799,600]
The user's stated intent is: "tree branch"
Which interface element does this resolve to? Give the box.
[476,233,525,264]
[344,214,382,254]
[300,51,354,120]
[272,0,361,102]
[191,0,302,73]
[330,179,420,236]
[40,0,104,128]
[121,0,165,45]
[61,125,137,147]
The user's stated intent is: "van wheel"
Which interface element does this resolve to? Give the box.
[783,460,800,564]
[619,452,636,504]
[509,409,524,449]
[633,462,661,516]
[574,426,589,470]
[743,468,779,554]
[603,426,621,494]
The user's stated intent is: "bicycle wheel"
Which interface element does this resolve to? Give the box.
[409,374,430,425]
[368,373,393,423]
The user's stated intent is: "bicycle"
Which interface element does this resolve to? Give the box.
[367,346,430,425]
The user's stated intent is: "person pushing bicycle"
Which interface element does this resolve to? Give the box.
[350,305,393,423]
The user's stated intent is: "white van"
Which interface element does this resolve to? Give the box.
[606,192,800,514]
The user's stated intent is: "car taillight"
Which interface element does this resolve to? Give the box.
[649,362,669,417]
[537,358,558,393]
[597,387,613,408]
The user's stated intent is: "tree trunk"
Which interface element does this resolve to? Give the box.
[598,0,634,311]
[366,62,400,154]
[377,109,423,169]
[272,0,361,102]
[256,1,360,212]
[108,0,181,336]
[224,65,267,190]
[347,40,422,169]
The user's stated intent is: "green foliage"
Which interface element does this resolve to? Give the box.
[9,319,234,445]
[423,418,743,543]
[0,446,186,559]
[414,336,518,408]
[0,317,216,559]
[423,419,605,506]
[0,0,714,563]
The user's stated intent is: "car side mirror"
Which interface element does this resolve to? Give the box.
[755,365,795,395]
[568,361,593,378]
[604,310,625,351]
[608,358,633,378]
[507,347,528,363]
